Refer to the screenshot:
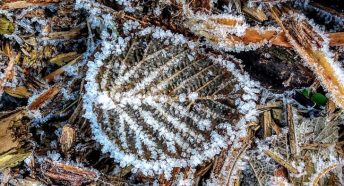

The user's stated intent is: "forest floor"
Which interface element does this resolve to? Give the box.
[0,0,344,185]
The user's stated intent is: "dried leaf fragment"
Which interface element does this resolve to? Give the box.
[28,85,60,110]
[44,55,82,82]
[242,5,268,22]
[49,52,79,66]
[44,28,82,40]
[0,151,31,170]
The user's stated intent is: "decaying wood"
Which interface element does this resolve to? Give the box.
[0,151,31,171]
[0,109,27,154]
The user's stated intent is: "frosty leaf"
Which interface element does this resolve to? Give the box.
[269,134,290,160]
[298,116,339,146]
[83,31,260,177]
[248,157,271,186]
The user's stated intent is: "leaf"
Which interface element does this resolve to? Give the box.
[299,116,339,145]
[300,88,311,98]
[83,31,259,176]
[0,16,15,35]
[217,143,250,186]
[311,93,328,106]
